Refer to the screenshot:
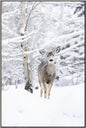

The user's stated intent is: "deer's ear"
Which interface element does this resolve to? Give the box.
[56,46,61,53]
[39,49,46,55]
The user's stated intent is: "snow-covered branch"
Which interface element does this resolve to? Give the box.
[57,41,84,56]
[2,24,18,37]
[2,41,84,58]
[2,29,84,58]
[2,31,37,45]
[2,9,18,18]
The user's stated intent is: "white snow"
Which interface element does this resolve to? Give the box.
[2,83,84,126]
[2,2,84,127]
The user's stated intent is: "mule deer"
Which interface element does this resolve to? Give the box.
[38,47,60,99]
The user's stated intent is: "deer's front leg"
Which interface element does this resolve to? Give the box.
[44,83,47,99]
[48,84,53,99]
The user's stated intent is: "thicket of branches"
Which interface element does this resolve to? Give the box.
[2,2,84,89]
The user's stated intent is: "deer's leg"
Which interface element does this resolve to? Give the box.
[44,84,47,99]
[40,88,43,97]
[48,84,53,99]
[40,83,43,97]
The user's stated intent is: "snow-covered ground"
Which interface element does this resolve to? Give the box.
[2,83,84,126]
[2,2,85,126]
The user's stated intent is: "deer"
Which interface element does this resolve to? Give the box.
[38,46,60,99]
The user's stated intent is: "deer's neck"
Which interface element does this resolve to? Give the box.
[46,63,55,75]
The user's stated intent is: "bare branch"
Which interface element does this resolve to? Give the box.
[25,2,40,31]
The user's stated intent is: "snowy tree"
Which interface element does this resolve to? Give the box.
[2,2,84,90]
[2,2,40,91]
[2,2,85,126]
[19,2,40,93]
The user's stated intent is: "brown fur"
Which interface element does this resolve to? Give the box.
[38,56,56,99]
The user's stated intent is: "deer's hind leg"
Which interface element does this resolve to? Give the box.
[40,88,43,97]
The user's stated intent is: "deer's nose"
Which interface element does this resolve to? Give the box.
[50,59,53,62]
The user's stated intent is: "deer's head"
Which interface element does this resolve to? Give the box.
[46,46,61,64]
[39,46,61,64]
[47,52,55,64]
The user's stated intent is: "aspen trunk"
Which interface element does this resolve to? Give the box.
[20,2,33,93]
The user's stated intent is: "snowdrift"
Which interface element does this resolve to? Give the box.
[2,83,84,126]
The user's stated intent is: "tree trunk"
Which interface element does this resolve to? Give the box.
[20,2,33,93]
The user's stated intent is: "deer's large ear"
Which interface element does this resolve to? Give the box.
[39,49,46,55]
[56,46,61,53]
